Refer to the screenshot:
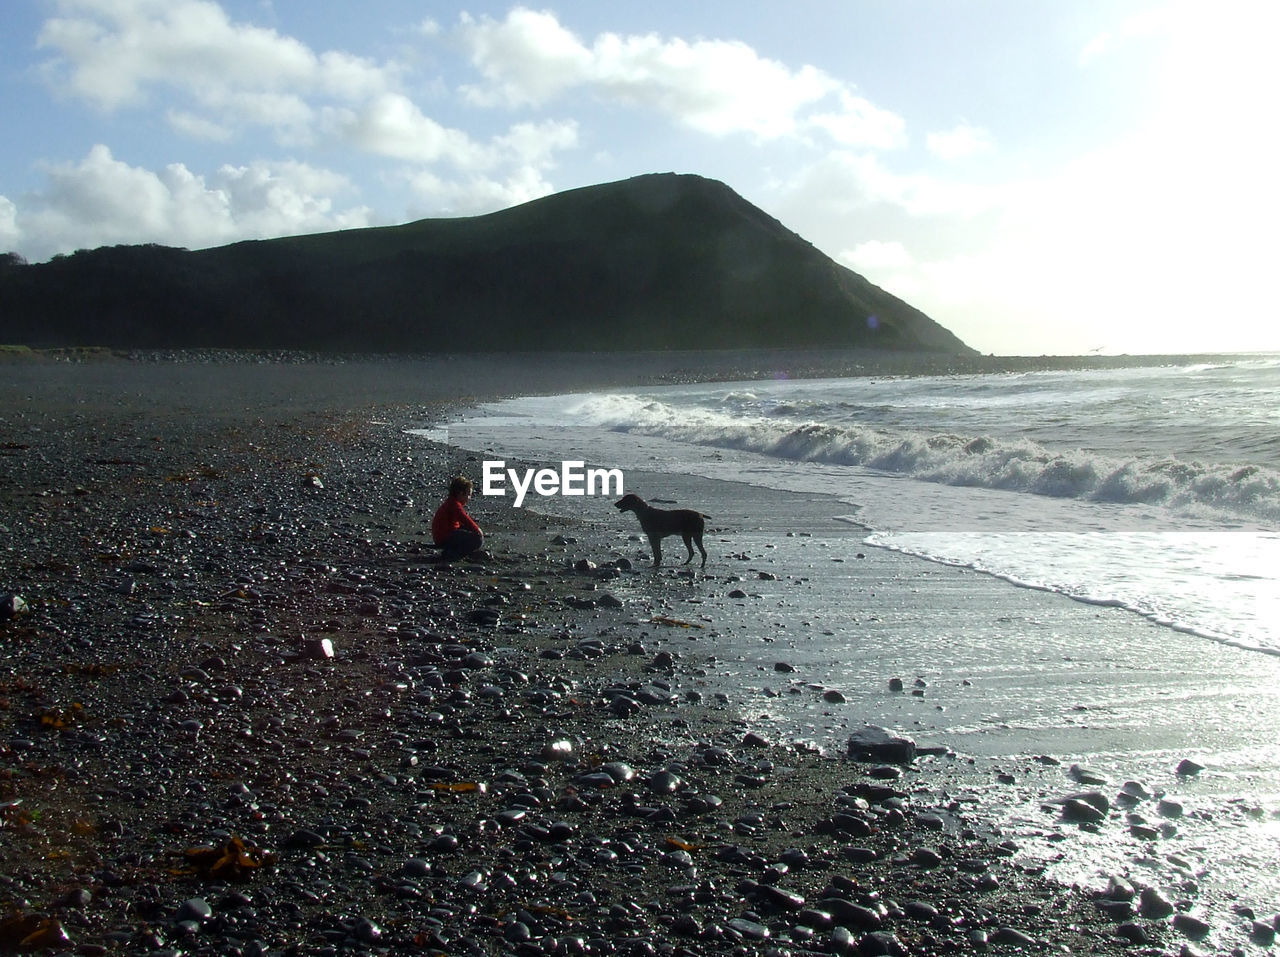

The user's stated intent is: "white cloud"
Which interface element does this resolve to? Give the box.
[1078,6,1172,65]
[589,31,834,139]
[455,7,898,144]
[397,166,558,218]
[494,120,580,168]
[32,2,582,174]
[0,196,19,253]
[457,8,591,107]
[6,141,579,262]
[166,109,232,142]
[37,0,392,139]
[926,123,992,161]
[38,0,377,110]
[839,239,915,273]
[32,0,580,192]
[15,144,372,261]
[212,91,317,144]
[808,90,906,150]
[786,151,1003,221]
[322,97,577,174]
[325,93,491,166]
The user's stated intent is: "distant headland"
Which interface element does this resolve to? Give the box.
[0,173,975,356]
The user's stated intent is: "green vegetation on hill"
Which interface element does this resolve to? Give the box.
[0,173,974,355]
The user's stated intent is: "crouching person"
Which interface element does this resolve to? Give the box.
[432,475,483,561]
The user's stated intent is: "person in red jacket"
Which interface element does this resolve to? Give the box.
[432,475,483,561]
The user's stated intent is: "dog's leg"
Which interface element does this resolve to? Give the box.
[694,533,707,568]
[648,536,662,568]
[681,534,695,565]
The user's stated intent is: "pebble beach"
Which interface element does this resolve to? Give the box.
[0,351,1269,956]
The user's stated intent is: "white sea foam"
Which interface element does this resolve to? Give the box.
[560,392,1280,526]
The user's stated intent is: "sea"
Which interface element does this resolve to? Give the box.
[445,353,1279,655]
[433,353,1280,936]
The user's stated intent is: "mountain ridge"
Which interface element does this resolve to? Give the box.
[0,172,975,355]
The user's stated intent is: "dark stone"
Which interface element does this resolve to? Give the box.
[353,918,382,944]
[283,829,326,850]
[1069,764,1107,785]
[1172,913,1211,940]
[857,930,907,956]
[175,898,212,924]
[1138,887,1174,918]
[817,898,882,931]
[299,637,335,660]
[1250,921,1276,945]
[1059,797,1106,824]
[0,593,28,620]
[673,914,703,938]
[647,770,684,794]
[991,927,1036,947]
[1114,922,1148,944]
[754,883,805,911]
[909,847,943,868]
[727,917,770,940]
[903,902,938,922]
[847,726,916,764]
[797,907,834,930]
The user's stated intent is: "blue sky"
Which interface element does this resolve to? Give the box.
[2,1,1277,355]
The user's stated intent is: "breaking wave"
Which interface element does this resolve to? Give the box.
[569,394,1280,526]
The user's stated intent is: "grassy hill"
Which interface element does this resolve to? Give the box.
[0,173,975,355]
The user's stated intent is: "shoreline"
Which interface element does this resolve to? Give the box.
[503,451,1280,921]
[5,344,1271,383]
[0,353,1269,954]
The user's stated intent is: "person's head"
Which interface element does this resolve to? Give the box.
[448,475,473,501]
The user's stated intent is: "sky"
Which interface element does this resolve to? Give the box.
[2,1,1278,356]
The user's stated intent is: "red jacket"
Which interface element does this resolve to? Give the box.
[432,496,480,544]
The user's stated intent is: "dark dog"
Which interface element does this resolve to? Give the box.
[615,493,708,568]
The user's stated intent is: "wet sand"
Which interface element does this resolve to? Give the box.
[1,351,1275,954]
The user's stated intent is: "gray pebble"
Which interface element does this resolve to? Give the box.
[1139,887,1175,918]
[175,898,212,923]
[1172,912,1211,940]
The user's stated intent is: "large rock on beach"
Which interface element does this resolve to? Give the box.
[847,726,917,764]
[1175,758,1205,776]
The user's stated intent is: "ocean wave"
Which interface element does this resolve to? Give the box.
[572,395,1280,525]
[867,533,1280,657]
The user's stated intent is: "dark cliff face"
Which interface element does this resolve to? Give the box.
[0,173,975,355]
